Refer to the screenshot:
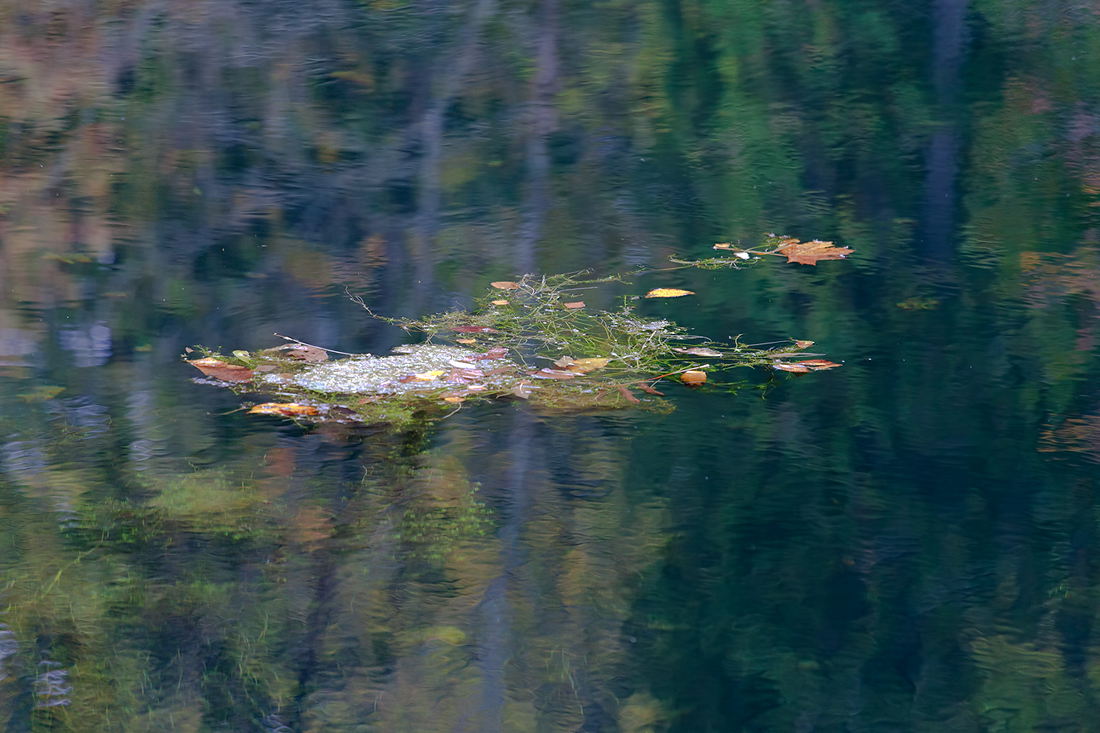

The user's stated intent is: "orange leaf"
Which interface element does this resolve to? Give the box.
[249,403,319,416]
[189,358,254,382]
[680,370,707,386]
[771,237,854,266]
[645,288,695,298]
[563,301,585,309]
[491,281,520,290]
[456,338,477,344]
[793,340,814,349]
[635,382,665,396]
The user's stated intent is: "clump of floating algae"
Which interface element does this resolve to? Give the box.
[188,271,824,425]
[260,345,517,396]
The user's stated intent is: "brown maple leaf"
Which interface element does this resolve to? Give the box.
[772,238,854,266]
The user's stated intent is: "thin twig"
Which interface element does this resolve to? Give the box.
[273,333,357,356]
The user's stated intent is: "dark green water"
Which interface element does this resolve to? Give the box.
[3,1,1100,730]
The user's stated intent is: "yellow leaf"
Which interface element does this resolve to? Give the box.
[566,357,610,373]
[456,338,477,344]
[414,370,445,381]
[491,299,509,306]
[645,288,695,298]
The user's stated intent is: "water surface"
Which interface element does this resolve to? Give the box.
[2,1,1100,730]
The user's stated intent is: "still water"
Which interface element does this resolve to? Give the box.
[3,1,1100,730]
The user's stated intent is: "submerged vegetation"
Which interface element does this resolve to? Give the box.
[187,238,848,425]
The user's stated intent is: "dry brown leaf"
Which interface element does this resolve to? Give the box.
[189,358,255,383]
[671,347,723,357]
[772,363,812,373]
[456,338,477,344]
[285,345,328,362]
[553,356,575,368]
[635,382,665,396]
[645,288,695,298]
[563,301,585,309]
[772,238,854,266]
[798,359,842,371]
[491,281,520,290]
[794,340,814,349]
[680,370,707,386]
[511,383,535,399]
[491,300,509,306]
[567,357,610,373]
[617,385,641,404]
[249,403,320,416]
[533,369,576,380]
[472,347,509,360]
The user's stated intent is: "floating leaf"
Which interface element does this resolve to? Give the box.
[249,403,319,416]
[671,347,723,357]
[771,237,854,266]
[617,385,640,404]
[772,363,811,373]
[232,350,250,360]
[563,301,585,309]
[567,357,610,373]
[713,243,733,249]
[285,344,328,362]
[680,370,707,386]
[189,358,254,382]
[553,356,575,368]
[456,338,477,344]
[635,382,665,396]
[533,368,576,380]
[414,370,445,381]
[511,382,536,399]
[443,396,465,404]
[794,340,814,349]
[645,288,695,298]
[472,347,509,360]
[454,326,500,333]
[798,359,842,370]
[491,281,520,290]
[491,300,509,306]
[448,359,477,369]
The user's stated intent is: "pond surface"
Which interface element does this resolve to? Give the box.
[3,1,1100,730]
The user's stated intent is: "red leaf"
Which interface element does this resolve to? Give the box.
[189,358,254,382]
[617,385,640,404]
